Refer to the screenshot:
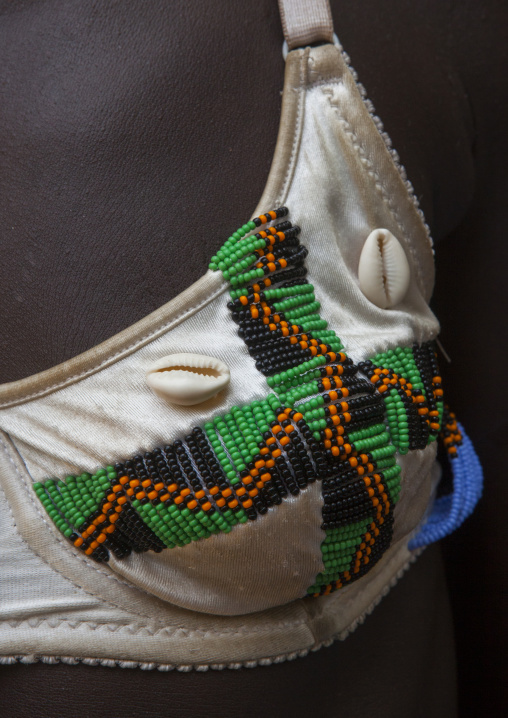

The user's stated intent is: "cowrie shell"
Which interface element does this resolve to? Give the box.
[358,229,411,309]
[146,353,230,406]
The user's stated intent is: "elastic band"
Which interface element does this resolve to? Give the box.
[409,423,483,550]
[278,0,334,51]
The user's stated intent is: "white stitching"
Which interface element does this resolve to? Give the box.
[337,45,433,250]
[0,434,307,635]
[0,615,305,637]
[321,85,427,292]
[0,280,227,408]
[276,50,308,206]
[0,435,165,620]
[0,550,421,670]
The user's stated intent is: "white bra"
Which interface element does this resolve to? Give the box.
[0,0,480,670]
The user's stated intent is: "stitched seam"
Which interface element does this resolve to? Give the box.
[0,650,313,671]
[0,552,421,670]
[0,615,305,637]
[277,50,307,205]
[0,435,164,620]
[337,45,433,250]
[321,85,426,291]
[0,434,307,635]
[0,281,227,409]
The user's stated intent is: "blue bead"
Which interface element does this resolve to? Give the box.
[408,422,483,550]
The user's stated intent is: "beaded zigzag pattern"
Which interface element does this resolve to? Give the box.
[33,208,461,598]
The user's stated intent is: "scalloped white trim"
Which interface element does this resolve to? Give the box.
[0,549,422,672]
[337,45,434,252]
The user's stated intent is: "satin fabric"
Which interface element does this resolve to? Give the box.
[0,44,439,666]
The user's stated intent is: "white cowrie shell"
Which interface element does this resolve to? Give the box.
[358,229,411,309]
[146,353,230,406]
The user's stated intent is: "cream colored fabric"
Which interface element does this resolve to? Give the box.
[278,0,334,50]
[0,44,439,667]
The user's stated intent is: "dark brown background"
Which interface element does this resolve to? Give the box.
[0,1,506,716]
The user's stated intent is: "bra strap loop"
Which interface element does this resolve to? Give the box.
[277,0,334,51]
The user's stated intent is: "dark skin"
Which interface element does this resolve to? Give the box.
[0,1,506,716]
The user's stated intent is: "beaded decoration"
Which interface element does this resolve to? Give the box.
[33,208,480,599]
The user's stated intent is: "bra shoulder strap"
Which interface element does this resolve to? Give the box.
[278,0,334,50]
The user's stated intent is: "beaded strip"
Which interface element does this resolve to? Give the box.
[34,208,460,599]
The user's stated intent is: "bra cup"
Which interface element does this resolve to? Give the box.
[107,482,325,616]
[0,45,454,668]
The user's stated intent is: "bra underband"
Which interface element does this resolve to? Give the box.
[0,0,482,670]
